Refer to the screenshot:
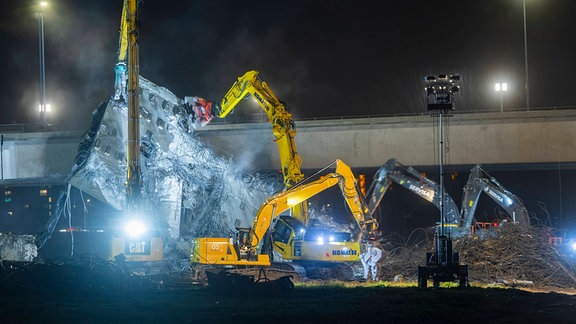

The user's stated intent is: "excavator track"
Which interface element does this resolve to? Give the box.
[194,261,363,288]
[194,264,301,286]
[202,268,295,295]
[272,262,362,281]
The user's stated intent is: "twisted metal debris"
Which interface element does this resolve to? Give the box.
[38,77,282,252]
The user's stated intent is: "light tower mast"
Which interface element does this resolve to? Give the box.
[418,74,468,288]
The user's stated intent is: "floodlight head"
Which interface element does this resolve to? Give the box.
[424,73,461,111]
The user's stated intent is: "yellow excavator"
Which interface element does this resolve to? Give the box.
[191,159,379,281]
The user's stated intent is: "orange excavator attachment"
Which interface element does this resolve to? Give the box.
[185,96,214,128]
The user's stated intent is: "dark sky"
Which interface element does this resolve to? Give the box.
[1,0,575,125]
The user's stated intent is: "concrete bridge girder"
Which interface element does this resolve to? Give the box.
[1,110,575,184]
[197,110,576,171]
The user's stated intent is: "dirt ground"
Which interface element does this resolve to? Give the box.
[1,262,576,323]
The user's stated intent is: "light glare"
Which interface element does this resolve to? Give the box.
[124,220,147,237]
[38,103,51,112]
[495,82,508,92]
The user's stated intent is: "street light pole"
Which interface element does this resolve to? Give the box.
[38,1,47,131]
[495,82,508,112]
[523,0,530,110]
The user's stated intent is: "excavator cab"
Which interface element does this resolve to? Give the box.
[272,216,305,245]
[271,215,360,263]
[234,228,255,261]
[271,216,306,259]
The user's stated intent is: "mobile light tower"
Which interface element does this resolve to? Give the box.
[418,74,468,288]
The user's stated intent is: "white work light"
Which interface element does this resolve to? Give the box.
[124,220,147,237]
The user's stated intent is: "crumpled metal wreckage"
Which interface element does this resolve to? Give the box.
[33,76,282,260]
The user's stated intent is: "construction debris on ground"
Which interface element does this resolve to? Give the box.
[377,223,576,288]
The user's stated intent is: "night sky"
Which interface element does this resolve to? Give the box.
[1,0,575,125]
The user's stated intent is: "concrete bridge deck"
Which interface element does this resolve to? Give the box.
[198,109,576,171]
[1,109,575,184]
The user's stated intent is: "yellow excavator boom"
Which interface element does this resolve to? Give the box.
[216,70,303,190]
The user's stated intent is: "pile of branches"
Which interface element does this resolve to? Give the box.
[377,224,576,288]
[377,228,433,282]
[456,224,576,287]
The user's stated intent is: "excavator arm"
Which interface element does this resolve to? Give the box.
[218,70,302,188]
[460,165,531,230]
[192,70,306,224]
[211,70,303,189]
[365,158,460,230]
[113,1,130,101]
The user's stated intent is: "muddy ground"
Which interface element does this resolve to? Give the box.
[1,262,575,323]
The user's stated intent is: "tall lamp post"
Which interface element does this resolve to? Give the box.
[495,82,508,112]
[38,1,48,131]
[523,0,530,110]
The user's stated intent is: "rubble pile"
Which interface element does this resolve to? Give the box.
[39,77,282,252]
[0,233,37,262]
[378,225,576,288]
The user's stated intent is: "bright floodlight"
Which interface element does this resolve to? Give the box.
[495,83,508,92]
[124,220,147,237]
[38,103,51,113]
